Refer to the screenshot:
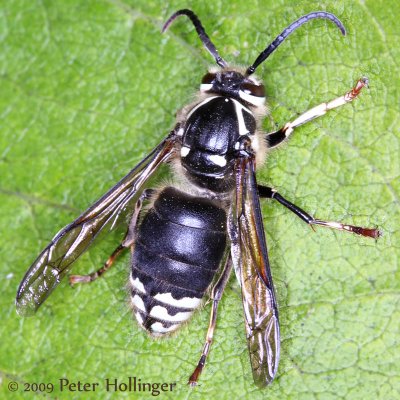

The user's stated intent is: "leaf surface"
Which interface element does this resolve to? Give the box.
[0,1,399,399]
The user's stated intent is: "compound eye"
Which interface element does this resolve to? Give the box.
[200,72,216,92]
[240,82,265,97]
[201,72,216,84]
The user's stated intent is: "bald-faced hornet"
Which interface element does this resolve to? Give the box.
[16,9,380,387]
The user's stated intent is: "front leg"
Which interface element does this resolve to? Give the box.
[266,78,368,148]
[258,185,381,239]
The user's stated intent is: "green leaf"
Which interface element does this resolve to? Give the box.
[1,1,399,399]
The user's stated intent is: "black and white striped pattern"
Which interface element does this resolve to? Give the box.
[130,272,202,335]
[129,187,227,336]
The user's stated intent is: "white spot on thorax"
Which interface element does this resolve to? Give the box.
[180,146,190,157]
[209,154,227,167]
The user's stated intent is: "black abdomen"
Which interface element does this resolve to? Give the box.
[130,187,227,336]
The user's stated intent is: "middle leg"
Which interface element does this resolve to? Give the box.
[188,255,233,386]
[69,189,155,285]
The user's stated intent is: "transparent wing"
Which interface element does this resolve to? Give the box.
[16,134,177,316]
[229,152,280,387]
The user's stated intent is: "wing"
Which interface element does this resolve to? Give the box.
[229,151,280,387]
[16,133,177,316]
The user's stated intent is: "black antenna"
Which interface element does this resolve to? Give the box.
[162,9,228,68]
[246,12,346,75]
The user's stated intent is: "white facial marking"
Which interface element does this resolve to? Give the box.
[180,146,190,157]
[150,305,193,322]
[177,127,184,136]
[150,322,179,334]
[131,294,146,312]
[200,83,213,92]
[209,154,227,167]
[154,292,202,309]
[130,276,146,294]
[238,91,266,107]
